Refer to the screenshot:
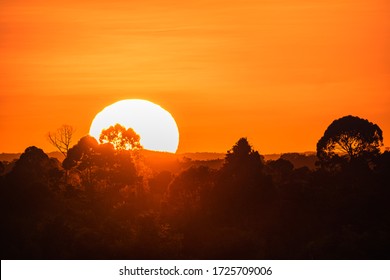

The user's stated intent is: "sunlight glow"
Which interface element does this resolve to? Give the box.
[89,99,179,153]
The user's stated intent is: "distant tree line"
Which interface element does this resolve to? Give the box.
[1,115,389,259]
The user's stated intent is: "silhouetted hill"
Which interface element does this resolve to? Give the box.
[280,152,317,170]
[181,152,283,162]
[180,152,318,170]
[0,153,21,162]
[181,152,225,161]
[139,149,182,173]
[263,154,282,161]
[139,150,224,173]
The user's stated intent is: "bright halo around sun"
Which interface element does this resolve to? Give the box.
[89,99,179,153]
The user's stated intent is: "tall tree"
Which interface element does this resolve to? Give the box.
[317,115,383,169]
[213,138,271,224]
[99,124,142,150]
[222,137,264,178]
[48,124,75,157]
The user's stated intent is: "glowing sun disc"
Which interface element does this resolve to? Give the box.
[89,99,179,153]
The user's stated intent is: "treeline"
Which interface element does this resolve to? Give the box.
[1,115,389,259]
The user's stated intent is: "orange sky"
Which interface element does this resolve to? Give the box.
[1,0,389,154]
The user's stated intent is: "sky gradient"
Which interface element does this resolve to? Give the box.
[1,0,389,154]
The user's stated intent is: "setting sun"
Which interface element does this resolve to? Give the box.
[89,99,179,153]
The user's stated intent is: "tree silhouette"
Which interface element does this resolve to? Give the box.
[2,129,390,260]
[213,138,271,224]
[63,136,99,171]
[63,135,138,189]
[317,115,383,167]
[48,124,75,157]
[223,137,264,173]
[9,146,62,188]
[99,124,142,150]
[220,138,265,189]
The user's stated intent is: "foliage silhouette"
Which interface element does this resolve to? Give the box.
[317,115,383,169]
[63,135,138,190]
[212,138,275,228]
[99,124,142,151]
[1,129,389,260]
[8,146,62,190]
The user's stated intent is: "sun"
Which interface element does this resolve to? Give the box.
[89,99,179,153]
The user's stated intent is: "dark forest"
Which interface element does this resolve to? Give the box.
[1,115,389,259]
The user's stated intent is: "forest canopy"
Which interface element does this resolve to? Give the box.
[1,116,389,260]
